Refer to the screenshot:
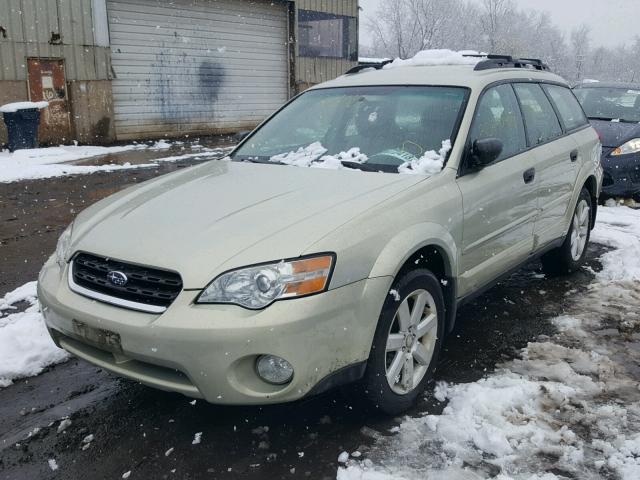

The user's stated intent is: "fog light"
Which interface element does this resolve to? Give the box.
[256,355,294,385]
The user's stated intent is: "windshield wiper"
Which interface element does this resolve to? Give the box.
[589,116,640,123]
[232,156,280,165]
[341,161,398,173]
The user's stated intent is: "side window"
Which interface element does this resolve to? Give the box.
[513,83,562,146]
[469,84,527,162]
[542,84,589,131]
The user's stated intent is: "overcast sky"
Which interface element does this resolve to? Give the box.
[359,0,638,49]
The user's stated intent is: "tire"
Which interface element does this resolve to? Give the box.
[362,269,445,415]
[542,187,592,275]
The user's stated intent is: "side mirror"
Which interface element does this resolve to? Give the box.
[470,138,503,168]
[234,130,252,142]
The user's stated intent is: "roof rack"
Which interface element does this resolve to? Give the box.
[345,60,393,75]
[466,54,550,72]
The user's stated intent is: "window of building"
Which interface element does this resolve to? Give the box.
[298,10,357,60]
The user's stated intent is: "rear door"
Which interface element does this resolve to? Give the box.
[513,83,576,249]
[456,83,537,296]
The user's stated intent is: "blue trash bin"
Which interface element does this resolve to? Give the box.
[3,108,41,152]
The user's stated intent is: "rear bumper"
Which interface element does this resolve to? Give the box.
[38,256,391,405]
[601,150,640,197]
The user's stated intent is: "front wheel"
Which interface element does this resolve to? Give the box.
[542,187,592,275]
[362,269,444,415]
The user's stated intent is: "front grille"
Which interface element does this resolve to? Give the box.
[72,253,182,309]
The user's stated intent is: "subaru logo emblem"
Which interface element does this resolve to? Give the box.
[107,271,128,287]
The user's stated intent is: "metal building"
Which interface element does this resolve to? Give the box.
[0,0,359,144]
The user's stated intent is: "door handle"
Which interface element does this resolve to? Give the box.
[523,168,535,184]
[570,149,579,162]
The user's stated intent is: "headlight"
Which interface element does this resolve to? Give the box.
[611,138,640,156]
[55,224,73,268]
[196,254,335,309]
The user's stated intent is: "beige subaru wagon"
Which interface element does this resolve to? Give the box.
[39,54,602,414]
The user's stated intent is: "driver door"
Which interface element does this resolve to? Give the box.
[455,84,538,297]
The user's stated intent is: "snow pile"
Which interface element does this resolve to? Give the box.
[383,50,482,70]
[270,142,329,167]
[0,101,49,113]
[271,143,447,176]
[0,144,152,183]
[271,143,369,169]
[398,140,450,175]
[150,139,172,150]
[338,206,640,480]
[0,282,70,388]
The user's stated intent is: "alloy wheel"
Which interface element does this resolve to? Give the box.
[570,199,590,261]
[385,289,438,395]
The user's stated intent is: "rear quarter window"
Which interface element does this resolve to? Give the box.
[543,85,589,131]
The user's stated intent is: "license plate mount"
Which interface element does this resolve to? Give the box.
[72,320,122,353]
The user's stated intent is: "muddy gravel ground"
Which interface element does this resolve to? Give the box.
[0,153,606,479]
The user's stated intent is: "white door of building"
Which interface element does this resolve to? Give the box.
[107,0,289,140]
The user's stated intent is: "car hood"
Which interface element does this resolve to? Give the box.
[589,119,640,148]
[71,160,424,288]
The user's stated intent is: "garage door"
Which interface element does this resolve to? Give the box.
[107,0,289,140]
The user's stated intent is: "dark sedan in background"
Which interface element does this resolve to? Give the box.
[573,82,640,201]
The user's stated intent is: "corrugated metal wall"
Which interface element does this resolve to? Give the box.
[0,0,111,81]
[294,0,358,87]
[107,0,290,140]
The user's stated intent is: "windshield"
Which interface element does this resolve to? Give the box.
[231,86,469,174]
[574,87,640,123]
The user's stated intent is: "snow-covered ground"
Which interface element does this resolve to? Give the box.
[1,206,639,480]
[0,142,234,183]
[0,282,69,388]
[339,205,640,480]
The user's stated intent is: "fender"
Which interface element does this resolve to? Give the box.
[369,222,458,279]
[561,160,602,237]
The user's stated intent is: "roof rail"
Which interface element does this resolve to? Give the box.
[467,54,550,72]
[345,60,393,75]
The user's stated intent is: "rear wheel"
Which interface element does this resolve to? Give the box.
[542,187,592,275]
[363,269,444,415]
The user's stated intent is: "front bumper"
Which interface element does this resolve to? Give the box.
[38,256,391,405]
[601,149,640,198]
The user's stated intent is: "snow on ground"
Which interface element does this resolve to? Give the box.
[0,143,234,183]
[0,282,69,388]
[0,144,151,183]
[338,205,640,480]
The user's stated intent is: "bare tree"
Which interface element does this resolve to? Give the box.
[571,24,591,81]
[363,0,635,84]
[479,0,515,52]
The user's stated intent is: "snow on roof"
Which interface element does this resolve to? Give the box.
[383,49,483,70]
[358,57,391,64]
[0,101,49,113]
